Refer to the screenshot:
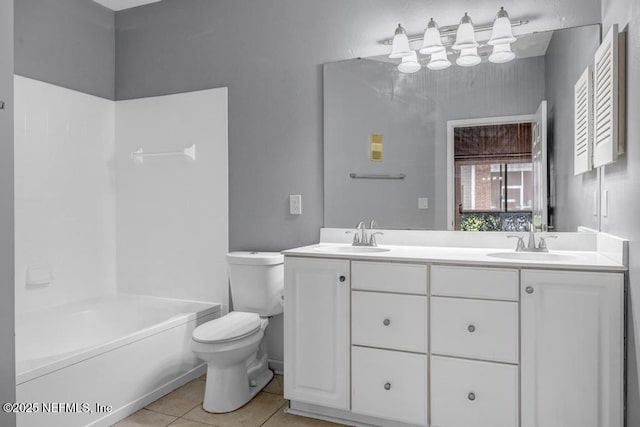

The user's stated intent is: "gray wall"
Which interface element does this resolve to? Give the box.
[545,25,601,232]
[115,0,602,252]
[600,0,640,425]
[324,56,546,230]
[0,0,15,425]
[15,0,115,99]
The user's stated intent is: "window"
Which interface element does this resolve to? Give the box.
[454,123,533,231]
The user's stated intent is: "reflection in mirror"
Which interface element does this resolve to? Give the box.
[323,24,601,232]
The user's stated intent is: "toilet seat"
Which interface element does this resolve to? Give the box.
[193,311,261,344]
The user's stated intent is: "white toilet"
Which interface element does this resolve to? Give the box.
[191,251,284,413]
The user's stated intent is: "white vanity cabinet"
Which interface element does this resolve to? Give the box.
[283,257,350,410]
[521,269,624,427]
[284,253,625,427]
[350,261,428,426]
[430,265,520,427]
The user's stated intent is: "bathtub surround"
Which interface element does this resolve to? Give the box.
[14,78,228,313]
[14,76,116,314]
[115,88,229,305]
[0,1,15,426]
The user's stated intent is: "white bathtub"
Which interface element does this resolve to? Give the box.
[15,294,221,427]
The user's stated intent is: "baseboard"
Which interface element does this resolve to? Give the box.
[87,364,207,427]
[268,358,283,375]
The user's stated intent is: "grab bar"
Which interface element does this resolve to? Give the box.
[349,173,406,180]
[131,144,196,163]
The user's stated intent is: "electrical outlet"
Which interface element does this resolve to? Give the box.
[418,197,429,209]
[289,195,302,215]
[602,190,609,217]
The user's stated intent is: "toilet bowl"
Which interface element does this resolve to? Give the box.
[192,311,273,413]
[191,251,284,413]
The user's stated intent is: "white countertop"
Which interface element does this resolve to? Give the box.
[282,243,627,272]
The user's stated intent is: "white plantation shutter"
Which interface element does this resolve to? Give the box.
[574,67,593,175]
[593,25,625,167]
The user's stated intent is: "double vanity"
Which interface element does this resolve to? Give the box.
[283,228,627,427]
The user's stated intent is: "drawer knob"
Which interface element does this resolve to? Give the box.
[383,318,391,326]
[525,286,534,294]
[384,382,391,391]
[467,324,476,333]
[468,392,476,401]
[339,275,346,283]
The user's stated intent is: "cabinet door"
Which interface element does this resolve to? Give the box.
[283,257,350,410]
[521,270,623,427]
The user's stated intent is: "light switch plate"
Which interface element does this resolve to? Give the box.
[418,198,429,210]
[289,195,302,215]
[602,190,609,217]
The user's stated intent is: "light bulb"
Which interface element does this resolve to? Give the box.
[427,49,451,70]
[398,51,422,73]
[419,18,445,55]
[489,43,515,63]
[488,7,517,45]
[389,24,412,59]
[456,47,481,67]
[452,13,478,50]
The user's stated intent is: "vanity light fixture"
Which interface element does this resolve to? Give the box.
[488,7,517,45]
[419,18,445,55]
[452,13,478,50]
[427,49,451,70]
[489,43,516,63]
[456,47,481,67]
[398,51,422,73]
[389,24,412,58]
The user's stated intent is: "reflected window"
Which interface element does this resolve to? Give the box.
[454,123,533,231]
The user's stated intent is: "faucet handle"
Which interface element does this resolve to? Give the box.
[345,230,360,245]
[507,235,525,251]
[369,232,384,247]
[369,220,379,229]
[538,236,557,251]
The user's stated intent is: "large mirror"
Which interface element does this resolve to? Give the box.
[324,24,601,232]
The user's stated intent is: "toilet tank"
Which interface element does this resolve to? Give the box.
[227,252,284,317]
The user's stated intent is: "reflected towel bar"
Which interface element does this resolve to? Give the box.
[349,173,406,180]
[131,144,196,163]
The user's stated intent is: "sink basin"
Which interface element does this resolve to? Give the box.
[487,252,576,262]
[314,246,391,254]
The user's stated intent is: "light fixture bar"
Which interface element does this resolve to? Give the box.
[380,19,529,45]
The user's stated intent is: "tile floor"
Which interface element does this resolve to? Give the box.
[113,374,345,426]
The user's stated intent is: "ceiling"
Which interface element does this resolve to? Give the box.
[92,0,161,11]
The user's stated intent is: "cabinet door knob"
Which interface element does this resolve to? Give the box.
[468,392,476,401]
[384,382,391,390]
[383,318,391,326]
[339,275,346,282]
[467,324,476,333]
[525,286,534,294]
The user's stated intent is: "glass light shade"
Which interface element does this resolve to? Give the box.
[489,43,516,63]
[398,51,422,73]
[419,18,445,55]
[456,47,481,67]
[488,7,516,45]
[389,24,412,58]
[427,49,451,70]
[452,13,478,50]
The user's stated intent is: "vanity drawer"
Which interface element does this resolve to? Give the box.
[352,261,427,295]
[431,265,519,301]
[352,291,428,353]
[431,296,518,363]
[352,346,427,426]
[431,355,518,427]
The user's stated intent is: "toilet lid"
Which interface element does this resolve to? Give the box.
[192,311,262,344]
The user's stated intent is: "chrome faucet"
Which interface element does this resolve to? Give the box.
[346,220,384,247]
[507,222,556,253]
